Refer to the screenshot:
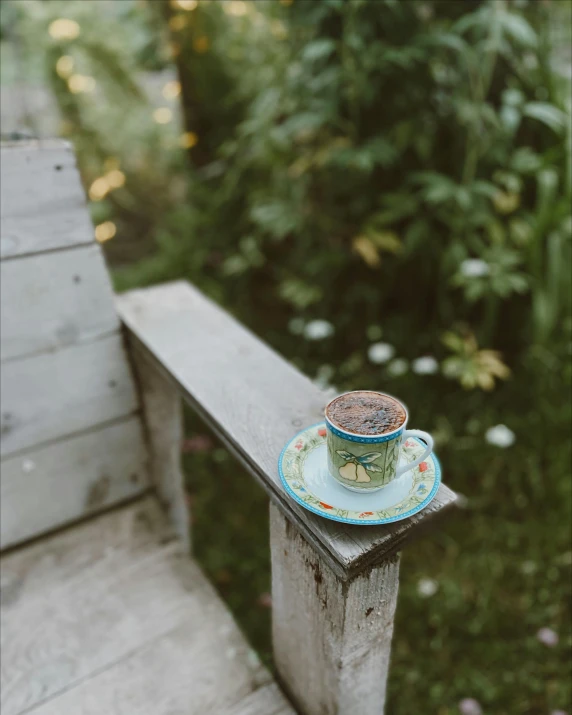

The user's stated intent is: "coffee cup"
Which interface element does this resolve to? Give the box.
[325,390,433,492]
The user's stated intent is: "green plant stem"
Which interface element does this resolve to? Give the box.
[481,291,499,345]
[461,1,502,186]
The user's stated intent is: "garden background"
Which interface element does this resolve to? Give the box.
[1,1,571,713]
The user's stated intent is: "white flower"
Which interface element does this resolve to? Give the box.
[485,424,515,448]
[455,493,469,509]
[387,358,409,377]
[412,356,439,375]
[459,698,483,715]
[460,259,490,278]
[303,320,334,341]
[314,364,335,390]
[537,627,558,647]
[288,318,305,335]
[367,342,395,364]
[417,578,438,598]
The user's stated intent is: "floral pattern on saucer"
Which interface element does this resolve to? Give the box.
[279,423,441,526]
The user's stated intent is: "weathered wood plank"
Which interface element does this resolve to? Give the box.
[0,497,172,602]
[117,281,457,580]
[0,141,93,260]
[222,684,295,715]
[0,417,148,549]
[270,504,399,714]
[1,243,119,362]
[1,499,289,715]
[25,627,278,715]
[1,333,139,457]
[131,349,189,551]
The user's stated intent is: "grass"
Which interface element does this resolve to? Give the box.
[183,367,571,715]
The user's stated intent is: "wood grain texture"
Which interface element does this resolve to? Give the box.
[222,684,295,715]
[1,333,139,457]
[270,504,400,715]
[0,416,148,549]
[1,141,93,260]
[132,348,190,551]
[1,243,119,362]
[1,499,291,715]
[117,281,457,580]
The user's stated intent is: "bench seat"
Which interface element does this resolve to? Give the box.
[0,497,294,715]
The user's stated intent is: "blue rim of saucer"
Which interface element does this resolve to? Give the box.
[278,422,441,526]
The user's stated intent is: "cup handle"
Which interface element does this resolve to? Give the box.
[395,430,434,478]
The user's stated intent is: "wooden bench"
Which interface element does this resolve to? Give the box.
[0,141,457,715]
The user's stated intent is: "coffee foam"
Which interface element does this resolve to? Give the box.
[326,391,406,436]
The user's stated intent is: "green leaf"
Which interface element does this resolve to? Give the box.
[250,201,299,240]
[453,8,488,35]
[364,463,383,472]
[442,331,465,353]
[279,279,323,309]
[523,103,567,134]
[509,218,533,246]
[500,12,537,48]
[357,452,382,464]
[472,180,498,199]
[302,39,336,63]
[336,450,354,461]
[368,230,402,254]
[222,255,249,276]
[371,194,419,225]
[427,33,469,55]
[500,105,521,133]
[510,147,542,174]
[502,88,525,107]
[402,221,428,257]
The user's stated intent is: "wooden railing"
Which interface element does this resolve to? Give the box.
[117,281,457,715]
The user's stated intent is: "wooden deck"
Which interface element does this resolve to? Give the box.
[0,498,294,715]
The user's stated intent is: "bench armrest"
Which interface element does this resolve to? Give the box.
[117,280,456,581]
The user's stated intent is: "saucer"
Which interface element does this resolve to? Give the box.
[278,422,441,526]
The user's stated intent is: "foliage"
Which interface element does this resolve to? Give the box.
[3,0,571,712]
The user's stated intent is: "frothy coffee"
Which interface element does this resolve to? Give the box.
[326,391,406,436]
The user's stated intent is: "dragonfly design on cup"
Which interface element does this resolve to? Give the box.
[335,450,383,483]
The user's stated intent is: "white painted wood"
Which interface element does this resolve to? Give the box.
[0,141,94,259]
[0,333,139,457]
[132,349,190,551]
[270,504,400,715]
[1,243,119,362]
[1,499,291,715]
[0,416,148,549]
[117,281,457,580]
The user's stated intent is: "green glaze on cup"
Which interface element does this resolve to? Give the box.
[325,391,434,493]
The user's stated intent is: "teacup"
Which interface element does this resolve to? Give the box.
[325,390,433,492]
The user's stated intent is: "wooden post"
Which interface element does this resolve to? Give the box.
[131,349,190,552]
[270,504,400,715]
